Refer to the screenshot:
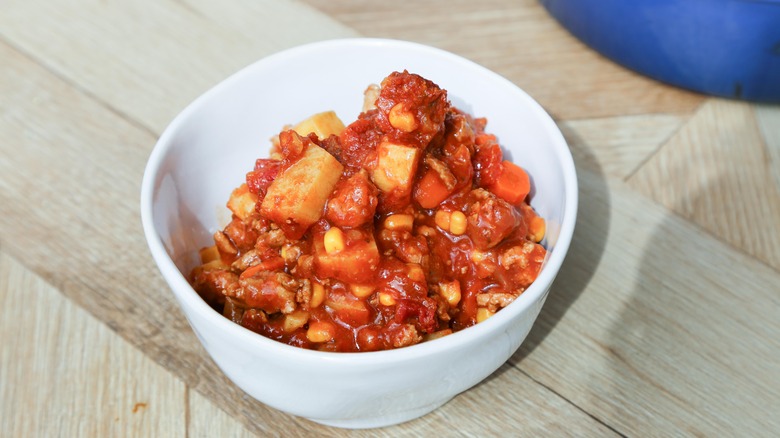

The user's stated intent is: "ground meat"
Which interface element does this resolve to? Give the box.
[223,217,260,253]
[230,271,300,314]
[476,292,517,312]
[384,323,423,349]
[191,267,238,307]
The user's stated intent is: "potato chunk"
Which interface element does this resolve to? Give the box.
[370,141,420,195]
[226,183,259,221]
[260,144,343,239]
[314,228,380,284]
[293,111,346,140]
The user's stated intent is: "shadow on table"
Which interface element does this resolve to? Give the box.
[597,164,779,433]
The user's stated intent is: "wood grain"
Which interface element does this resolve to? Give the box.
[302,0,704,121]
[0,23,612,437]
[515,167,780,435]
[2,0,780,435]
[0,0,357,134]
[0,251,187,437]
[627,99,780,269]
[559,113,688,179]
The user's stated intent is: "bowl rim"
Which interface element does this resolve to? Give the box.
[140,37,578,366]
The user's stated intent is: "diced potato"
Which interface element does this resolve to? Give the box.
[325,292,371,327]
[260,145,343,239]
[423,329,453,342]
[370,141,420,195]
[362,84,380,112]
[199,245,221,264]
[314,230,380,284]
[226,183,259,221]
[283,309,310,333]
[293,111,346,140]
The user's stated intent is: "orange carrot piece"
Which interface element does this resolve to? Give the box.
[414,170,451,209]
[239,257,285,279]
[488,160,530,205]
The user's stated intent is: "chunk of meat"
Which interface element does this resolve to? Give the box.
[230,271,302,314]
[465,189,521,249]
[190,266,238,307]
[383,323,423,349]
[497,241,546,289]
[375,71,448,148]
[325,170,378,228]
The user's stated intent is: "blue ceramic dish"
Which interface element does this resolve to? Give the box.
[541,0,780,102]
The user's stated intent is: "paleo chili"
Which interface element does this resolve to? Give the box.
[190,71,547,352]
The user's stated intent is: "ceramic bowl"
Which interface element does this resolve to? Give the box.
[140,38,577,428]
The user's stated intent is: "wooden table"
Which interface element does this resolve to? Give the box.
[2,1,779,436]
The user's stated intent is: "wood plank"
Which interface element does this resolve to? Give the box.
[0,250,187,437]
[559,113,687,179]
[627,99,780,269]
[0,38,285,435]
[189,391,257,438]
[513,167,780,435]
[0,37,611,435]
[754,104,780,191]
[0,0,357,134]
[2,0,778,434]
[302,0,704,121]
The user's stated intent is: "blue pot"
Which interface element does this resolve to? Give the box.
[541,0,780,102]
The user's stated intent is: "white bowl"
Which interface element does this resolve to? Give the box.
[141,38,577,429]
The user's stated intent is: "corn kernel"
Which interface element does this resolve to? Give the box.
[529,216,546,243]
[388,103,417,132]
[310,282,325,308]
[450,211,467,235]
[471,250,487,263]
[350,284,375,298]
[407,264,426,283]
[379,292,397,306]
[476,307,495,323]
[384,214,414,231]
[439,281,461,306]
[434,210,451,231]
[283,310,310,333]
[306,321,335,343]
[324,227,345,254]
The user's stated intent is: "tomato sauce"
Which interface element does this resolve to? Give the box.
[190,71,546,352]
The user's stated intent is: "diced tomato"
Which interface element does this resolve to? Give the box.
[246,159,280,195]
[473,142,503,188]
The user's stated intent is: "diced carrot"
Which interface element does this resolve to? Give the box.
[487,160,531,205]
[414,170,451,209]
[239,257,285,279]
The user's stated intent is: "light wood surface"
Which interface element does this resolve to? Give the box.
[1,0,778,436]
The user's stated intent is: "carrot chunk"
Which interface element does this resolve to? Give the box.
[239,257,285,280]
[414,170,451,209]
[487,160,530,205]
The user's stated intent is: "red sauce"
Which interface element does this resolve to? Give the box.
[190,71,547,352]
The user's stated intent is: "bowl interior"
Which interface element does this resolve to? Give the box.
[143,38,576,345]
